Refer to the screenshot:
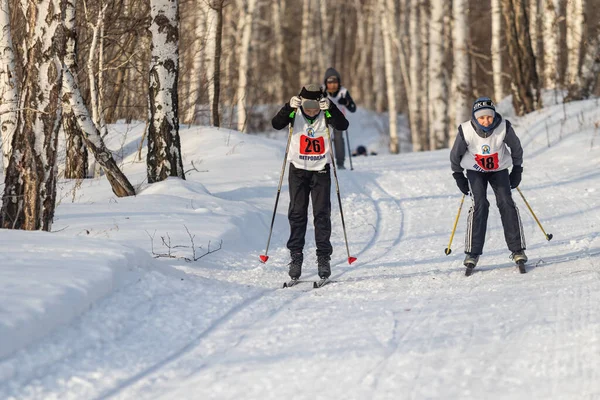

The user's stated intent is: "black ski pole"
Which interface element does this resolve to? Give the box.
[260,117,294,263]
[326,124,357,265]
[345,130,354,170]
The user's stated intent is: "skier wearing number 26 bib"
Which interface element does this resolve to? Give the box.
[271,84,349,281]
[450,97,527,272]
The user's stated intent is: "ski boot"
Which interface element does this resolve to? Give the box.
[317,255,331,279]
[464,253,479,277]
[288,252,303,280]
[511,250,528,274]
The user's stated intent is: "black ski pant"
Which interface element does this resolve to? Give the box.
[332,129,346,167]
[465,169,526,256]
[287,163,333,257]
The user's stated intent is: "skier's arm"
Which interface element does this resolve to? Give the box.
[271,103,294,130]
[340,90,357,113]
[450,126,468,173]
[325,102,349,131]
[504,120,524,167]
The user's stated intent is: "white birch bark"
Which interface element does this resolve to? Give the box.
[451,0,470,143]
[373,18,385,113]
[491,0,504,101]
[420,0,430,150]
[319,0,332,73]
[148,0,185,183]
[543,0,560,89]
[236,0,257,133]
[185,0,208,124]
[428,0,448,150]
[205,2,217,125]
[529,0,539,58]
[408,0,422,151]
[300,0,313,85]
[63,68,135,197]
[1,0,63,231]
[566,30,600,100]
[63,0,88,179]
[0,0,18,171]
[566,0,585,85]
[379,0,398,153]
[271,0,285,103]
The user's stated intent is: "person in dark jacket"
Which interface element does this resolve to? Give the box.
[322,67,356,170]
[450,97,527,274]
[271,84,349,281]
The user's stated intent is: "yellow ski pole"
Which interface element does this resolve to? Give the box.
[445,194,466,255]
[516,187,553,241]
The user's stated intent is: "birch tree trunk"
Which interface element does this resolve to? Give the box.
[452,0,470,139]
[491,0,504,101]
[419,0,430,151]
[271,0,285,104]
[300,0,316,85]
[566,0,586,86]
[379,0,398,153]
[63,0,88,179]
[428,0,448,150]
[565,29,600,101]
[503,0,541,115]
[236,0,257,133]
[319,0,332,73]
[184,0,208,124]
[543,0,560,89]
[0,0,18,171]
[408,0,422,151]
[373,19,385,113]
[206,1,222,127]
[63,69,135,196]
[147,0,185,183]
[1,0,64,231]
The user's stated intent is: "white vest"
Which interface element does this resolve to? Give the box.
[325,87,348,114]
[288,110,331,171]
[460,119,513,172]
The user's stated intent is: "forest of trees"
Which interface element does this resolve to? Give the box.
[0,0,599,231]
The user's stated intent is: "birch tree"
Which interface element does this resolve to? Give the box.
[0,0,18,171]
[502,0,541,115]
[206,0,223,127]
[491,0,504,101]
[236,0,258,133]
[543,0,560,88]
[63,0,88,179]
[408,0,422,151]
[379,0,398,153]
[270,0,285,103]
[147,0,185,183]
[565,28,600,101]
[1,0,65,231]
[566,0,586,86]
[62,68,135,197]
[452,0,470,137]
[428,0,448,150]
[184,0,209,124]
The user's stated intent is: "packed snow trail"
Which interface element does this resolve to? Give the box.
[1,100,599,399]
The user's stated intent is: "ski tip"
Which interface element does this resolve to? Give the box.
[282,282,288,288]
[444,248,452,256]
[313,282,318,288]
[546,233,553,241]
[259,255,269,263]
[348,256,357,265]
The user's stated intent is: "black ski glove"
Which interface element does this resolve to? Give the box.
[509,166,523,189]
[338,96,348,106]
[453,172,469,195]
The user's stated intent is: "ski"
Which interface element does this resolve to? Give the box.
[282,278,301,288]
[313,278,331,288]
[517,261,527,274]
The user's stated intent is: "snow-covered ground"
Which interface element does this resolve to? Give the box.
[1,97,600,399]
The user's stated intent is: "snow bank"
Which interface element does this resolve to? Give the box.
[0,230,156,359]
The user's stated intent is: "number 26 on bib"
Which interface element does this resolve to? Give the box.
[300,135,325,155]
[475,153,499,171]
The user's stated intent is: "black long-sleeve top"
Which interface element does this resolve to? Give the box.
[271,102,349,131]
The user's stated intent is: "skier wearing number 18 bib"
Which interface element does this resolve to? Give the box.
[271,84,349,281]
[450,97,527,274]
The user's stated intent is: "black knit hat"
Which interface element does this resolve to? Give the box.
[299,84,323,100]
